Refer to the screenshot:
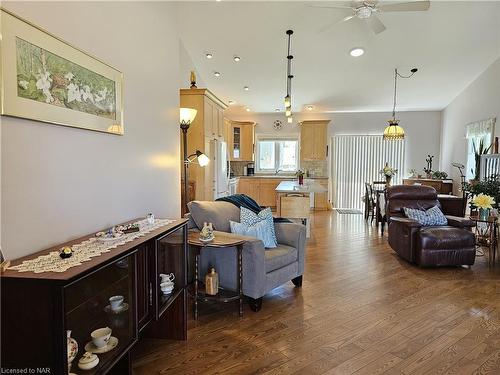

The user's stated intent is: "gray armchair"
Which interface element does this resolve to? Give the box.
[186,201,307,311]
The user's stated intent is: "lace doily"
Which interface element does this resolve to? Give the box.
[8,218,175,273]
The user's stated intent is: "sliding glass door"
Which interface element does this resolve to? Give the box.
[331,135,405,210]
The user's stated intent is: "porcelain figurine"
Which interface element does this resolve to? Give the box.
[67,330,78,372]
[147,213,155,225]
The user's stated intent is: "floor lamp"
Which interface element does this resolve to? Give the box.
[180,108,209,211]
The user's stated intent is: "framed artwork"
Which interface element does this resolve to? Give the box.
[0,8,124,134]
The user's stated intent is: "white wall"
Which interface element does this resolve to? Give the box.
[440,58,500,190]
[229,110,442,176]
[1,2,181,259]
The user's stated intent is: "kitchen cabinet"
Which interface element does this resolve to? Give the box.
[180,88,227,202]
[236,178,290,208]
[228,121,255,161]
[313,179,330,210]
[300,120,330,161]
[236,178,260,203]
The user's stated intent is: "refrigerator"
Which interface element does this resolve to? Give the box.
[207,138,229,199]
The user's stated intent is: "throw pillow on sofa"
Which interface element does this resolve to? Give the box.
[230,220,274,247]
[238,207,277,248]
[403,205,448,226]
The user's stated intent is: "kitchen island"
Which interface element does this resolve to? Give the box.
[275,181,328,237]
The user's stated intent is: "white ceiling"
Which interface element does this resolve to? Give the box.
[178,1,500,115]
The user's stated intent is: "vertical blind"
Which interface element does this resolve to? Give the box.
[331,135,405,209]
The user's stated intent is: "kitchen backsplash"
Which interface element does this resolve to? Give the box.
[301,160,328,177]
[230,161,249,176]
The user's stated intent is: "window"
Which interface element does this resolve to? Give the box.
[256,136,299,173]
[465,119,495,180]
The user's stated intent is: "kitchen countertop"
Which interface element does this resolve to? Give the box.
[234,175,328,179]
[275,180,328,193]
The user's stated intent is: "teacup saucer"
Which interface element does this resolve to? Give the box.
[84,336,119,354]
[104,302,129,314]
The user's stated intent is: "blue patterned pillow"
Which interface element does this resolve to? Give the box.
[230,220,271,247]
[403,205,447,226]
[239,207,277,248]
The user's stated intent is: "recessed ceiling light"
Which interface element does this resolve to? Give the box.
[234,56,241,62]
[306,105,314,111]
[206,53,213,59]
[228,100,235,105]
[350,47,364,57]
[243,86,249,91]
[245,107,251,112]
[275,108,280,112]
[214,71,221,77]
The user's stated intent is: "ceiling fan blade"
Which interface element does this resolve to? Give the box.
[366,15,386,34]
[378,1,430,12]
[342,14,356,22]
[307,4,354,10]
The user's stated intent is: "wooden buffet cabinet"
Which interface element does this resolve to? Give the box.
[402,178,453,195]
[1,219,188,374]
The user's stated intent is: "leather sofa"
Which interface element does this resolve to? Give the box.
[386,185,476,267]
[186,200,307,311]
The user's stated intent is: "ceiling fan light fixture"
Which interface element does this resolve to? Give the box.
[284,95,291,107]
[285,109,292,117]
[356,5,373,19]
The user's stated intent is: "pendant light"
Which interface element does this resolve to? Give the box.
[284,30,294,119]
[383,67,418,141]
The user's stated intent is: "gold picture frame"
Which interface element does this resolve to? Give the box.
[0,8,124,135]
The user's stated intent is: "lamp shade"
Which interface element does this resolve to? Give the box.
[180,108,197,125]
[383,119,405,140]
[196,150,210,167]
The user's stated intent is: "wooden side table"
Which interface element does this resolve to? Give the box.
[188,231,246,319]
[469,215,498,265]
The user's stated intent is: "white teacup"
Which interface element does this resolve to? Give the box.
[91,327,112,348]
[159,273,175,283]
[109,295,124,311]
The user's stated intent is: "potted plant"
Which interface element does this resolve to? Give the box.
[432,171,448,180]
[409,168,417,178]
[464,175,500,213]
[295,170,305,185]
[423,155,434,178]
[380,163,397,188]
[472,193,495,220]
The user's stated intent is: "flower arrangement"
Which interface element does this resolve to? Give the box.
[472,194,495,209]
[464,175,500,209]
[380,163,397,178]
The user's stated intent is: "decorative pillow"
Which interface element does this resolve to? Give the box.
[239,207,277,248]
[230,220,271,247]
[403,205,447,226]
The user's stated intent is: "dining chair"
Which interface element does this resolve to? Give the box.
[364,182,376,222]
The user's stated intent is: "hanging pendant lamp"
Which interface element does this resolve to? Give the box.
[284,30,294,120]
[383,67,418,141]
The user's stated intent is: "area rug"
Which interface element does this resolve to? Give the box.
[335,209,363,214]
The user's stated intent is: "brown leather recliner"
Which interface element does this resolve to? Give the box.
[386,185,476,267]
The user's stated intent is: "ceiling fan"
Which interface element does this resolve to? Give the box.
[312,1,431,34]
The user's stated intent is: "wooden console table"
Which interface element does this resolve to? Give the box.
[1,218,188,374]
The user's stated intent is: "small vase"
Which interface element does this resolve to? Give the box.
[385,176,392,188]
[479,208,490,221]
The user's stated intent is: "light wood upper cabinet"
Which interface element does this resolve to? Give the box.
[228,121,255,161]
[180,88,227,201]
[300,120,330,161]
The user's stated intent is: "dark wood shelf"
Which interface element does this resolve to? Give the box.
[158,288,183,317]
[189,284,239,303]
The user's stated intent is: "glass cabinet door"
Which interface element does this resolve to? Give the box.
[64,253,137,374]
[155,225,186,319]
[233,126,241,159]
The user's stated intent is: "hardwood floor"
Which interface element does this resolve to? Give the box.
[132,211,500,374]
